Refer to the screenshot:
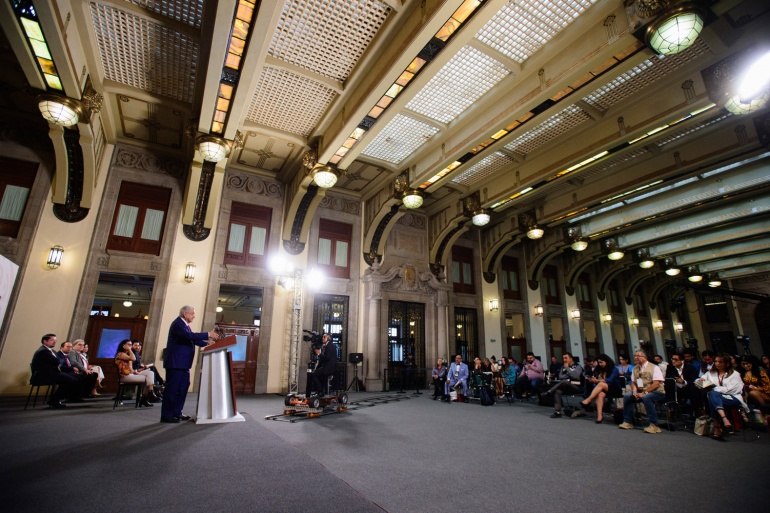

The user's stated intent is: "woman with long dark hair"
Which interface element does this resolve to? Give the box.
[697,353,748,439]
[580,354,621,424]
[114,339,157,407]
[740,355,770,406]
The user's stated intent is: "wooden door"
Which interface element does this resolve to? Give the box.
[215,324,259,394]
[505,337,527,363]
[84,315,147,393]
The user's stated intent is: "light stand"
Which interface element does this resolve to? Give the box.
[347,362,361,391]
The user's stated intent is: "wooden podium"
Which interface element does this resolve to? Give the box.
[195,335,245,424]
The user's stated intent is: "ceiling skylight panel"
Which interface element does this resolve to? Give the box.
[504,104,590,154]
[452,152,515,186]
[247,67,337,136]
[362,114,440,164]
[268,0,391,82]
[582,39,710,110]
[405,46,510,124]
[475,0,597,64]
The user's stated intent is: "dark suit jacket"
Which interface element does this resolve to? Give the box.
[163,316,210,370]
[57,351,78,374]
[665,363,699,401]
[316,341,338,375]
[30,345,61,384]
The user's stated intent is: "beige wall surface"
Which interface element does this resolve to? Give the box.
[0,145,114,394]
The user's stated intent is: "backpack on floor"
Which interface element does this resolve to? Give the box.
[480,386,495,406]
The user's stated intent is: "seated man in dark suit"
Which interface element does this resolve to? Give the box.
[306,334,338,397]
[665,353,700,414]
[59,340,97,400]
[30,334,79,408]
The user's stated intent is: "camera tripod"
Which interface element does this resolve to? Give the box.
[347,362,362,391]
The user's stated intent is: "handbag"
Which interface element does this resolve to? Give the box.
[694,415,714,436]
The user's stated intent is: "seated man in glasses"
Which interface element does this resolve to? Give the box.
[619,351,666,434]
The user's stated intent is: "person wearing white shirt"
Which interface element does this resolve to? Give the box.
[618,351,666,433]
[697,353,749,439]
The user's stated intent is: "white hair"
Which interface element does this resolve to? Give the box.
[180,305,195,316]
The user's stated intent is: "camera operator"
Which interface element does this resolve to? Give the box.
[305,334,338,397]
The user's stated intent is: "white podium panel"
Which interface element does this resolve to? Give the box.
[196,347,244,424]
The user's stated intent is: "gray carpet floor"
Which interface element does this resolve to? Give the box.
[2,392,767,513]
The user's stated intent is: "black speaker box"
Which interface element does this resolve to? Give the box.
[349,352,363,364]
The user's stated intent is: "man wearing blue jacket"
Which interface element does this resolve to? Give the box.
[160,305,218,423]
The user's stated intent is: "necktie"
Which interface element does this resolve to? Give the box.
[63,356,71,367]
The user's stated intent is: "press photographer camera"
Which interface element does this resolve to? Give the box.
[303,329,323,349]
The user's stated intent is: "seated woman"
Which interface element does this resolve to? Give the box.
[740,355,770,406]
[617,355,633,387]
[114,339,157,407]
[500,357,517,398]
[431,358,447,400]
[82,343,105,391]
[490,357,504,397]
[580,354,621,424]
[697,353,749,439]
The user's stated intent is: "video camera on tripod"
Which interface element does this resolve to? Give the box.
[303,329,323,349]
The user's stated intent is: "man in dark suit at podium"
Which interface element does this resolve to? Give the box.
[160,306,218,423]
[306,334,338,397]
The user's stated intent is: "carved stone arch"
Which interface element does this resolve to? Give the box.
[482,235,522,283]
[429,217,468,277]
[597,264,630,297]
[282,179,328,255]
[362,199,405,265]
[525,235,568,285]
[563,247,604,290]
[642,275,672,310]
[649,279,679,307]
[624,271,657,303]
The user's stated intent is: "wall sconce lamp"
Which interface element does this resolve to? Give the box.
[707,274,722,288]
[401,189,424,209]
[654,320,663,329]
[631,317,640,326]
[674,322,684,332]
[634,248,655,269]
[489,299,499,312]
[311,164,340,188]
[602,313,612,323]
[216,306,223,313]
[645,4,705,56]
[571,309,581,320]
[472,209,491,227]
[686,265,703,283]
[519,210,544,240]
[184,262,196,283]
[196,134,230,163]
[603,237,624,260]
[534,304,544,316]
[38,94,82,127]
[661,256,680,276]
[46,245,64,269]
[565,226,588,251]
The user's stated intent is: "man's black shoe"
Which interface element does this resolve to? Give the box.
[48,401,66,409]
[550,411,562,418]
[178,415,192,421]
[160,417,180,424]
